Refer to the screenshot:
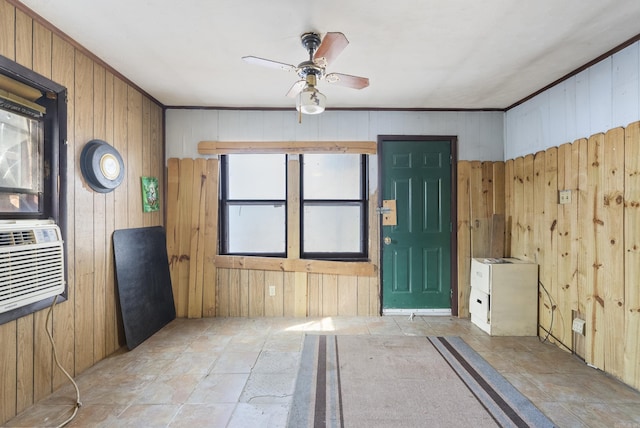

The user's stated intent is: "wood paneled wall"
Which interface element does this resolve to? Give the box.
[456,160,506,318]
[505,121,640,391]
[0,1,164,424]
[165,157,379,319]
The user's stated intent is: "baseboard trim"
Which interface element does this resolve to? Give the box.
[382,308,452,316]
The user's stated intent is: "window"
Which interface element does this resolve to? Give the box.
[0,56,68,325]
[0,99,44,215]
[220,152,368,260]
[301,154,367,260]
[220,154,287,256]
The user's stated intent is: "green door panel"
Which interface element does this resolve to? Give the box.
[381,139,452,309]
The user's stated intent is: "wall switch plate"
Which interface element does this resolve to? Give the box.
[559,189,572,204]
[572,318,585,335]
[268,285,276,297]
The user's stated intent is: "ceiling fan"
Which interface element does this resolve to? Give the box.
[242,32,369,115]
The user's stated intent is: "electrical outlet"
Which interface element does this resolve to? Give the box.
[572,318,585,335]
[559,189,572,204]
[268,285,276,297]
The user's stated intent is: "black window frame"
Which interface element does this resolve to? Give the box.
[300,153,368,261]
[0,55,68,325]
[219,154,288,257]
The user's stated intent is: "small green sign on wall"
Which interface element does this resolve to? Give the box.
[141,176,159,212]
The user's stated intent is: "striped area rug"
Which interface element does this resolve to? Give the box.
[288,335,555,428]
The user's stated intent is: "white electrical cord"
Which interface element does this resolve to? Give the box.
[45,295,82,427]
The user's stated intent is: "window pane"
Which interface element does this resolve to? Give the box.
[0,110,43,214]
[303,204,362,253]
[227,204,285,253]
[228,154,285,199]
[303,154,361,199]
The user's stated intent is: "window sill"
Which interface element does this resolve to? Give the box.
[214,255,377,277]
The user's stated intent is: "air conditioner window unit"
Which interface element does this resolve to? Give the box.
[0,219,65,314]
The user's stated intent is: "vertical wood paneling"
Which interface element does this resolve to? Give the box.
[307,273,320,317]
[0,0,15,59]
[16,318,33,413]
[51,33,76,390]
[624,121,640,388]
[322,274,338,317]
[492,162,505,215]
[216,268,230,317]
[0,322,17,422]
[150,103,163,226]
[523,154,535,261]
[226,268,240,317]
[187,159,206,318]
[602,127,625,377]
[469,161,488,257]
[112,76,129,352]
[166,158,180,309]
[0,6,165,423]
[264,271,284,317]
[575,138,589,360]
[141,98,151,227]
[14,8,31,68]
[31,19,53,404]
[337,276,358,316]
[504,159,513,257]
[176,159,194,317]
[556,142,577,346]
[202,159,218,317]
[283,272,297,317]
[14,9,33,414]
[103,71,118,355]
[512,157,524,258]
[586,133,606,369]
[456,161,471,317]
[92,64,107,362]
[532,152,547,331]
[356,276,370,316]
[248,270,265,317]
[240,270,250,317]
[544,148,559,341]
[126,89,143,226]
[74,51,95,374]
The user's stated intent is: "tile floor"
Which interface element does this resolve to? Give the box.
[4,316,640,427]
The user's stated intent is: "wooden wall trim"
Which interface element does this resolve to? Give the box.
[214,255,377,277]
[198,140,377,155]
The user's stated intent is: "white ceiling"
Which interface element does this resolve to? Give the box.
[20,0,640,110]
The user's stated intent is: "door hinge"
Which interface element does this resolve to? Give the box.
[450,154,453,164]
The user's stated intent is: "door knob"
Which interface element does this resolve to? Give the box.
[384,236,392,245]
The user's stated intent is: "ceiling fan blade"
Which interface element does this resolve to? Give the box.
[286,80,306,98]
[242,56,296,72]
[325,73,369,89]
[314,32,349,66]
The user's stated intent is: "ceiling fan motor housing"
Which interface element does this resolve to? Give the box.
[301,32,322,55]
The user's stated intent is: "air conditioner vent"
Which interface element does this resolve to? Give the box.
[0,230,36,246]
[0,220,65,314]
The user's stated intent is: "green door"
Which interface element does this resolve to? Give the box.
[380,138,453,311]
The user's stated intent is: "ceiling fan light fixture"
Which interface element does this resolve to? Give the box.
[296,85,326,115]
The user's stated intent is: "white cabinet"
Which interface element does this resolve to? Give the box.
[469,258,538,336]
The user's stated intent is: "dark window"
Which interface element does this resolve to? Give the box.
[301,154,368,260]
[220,154,287,256]
[0,55,68,325]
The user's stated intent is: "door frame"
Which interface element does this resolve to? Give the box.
[377,135,459,316]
